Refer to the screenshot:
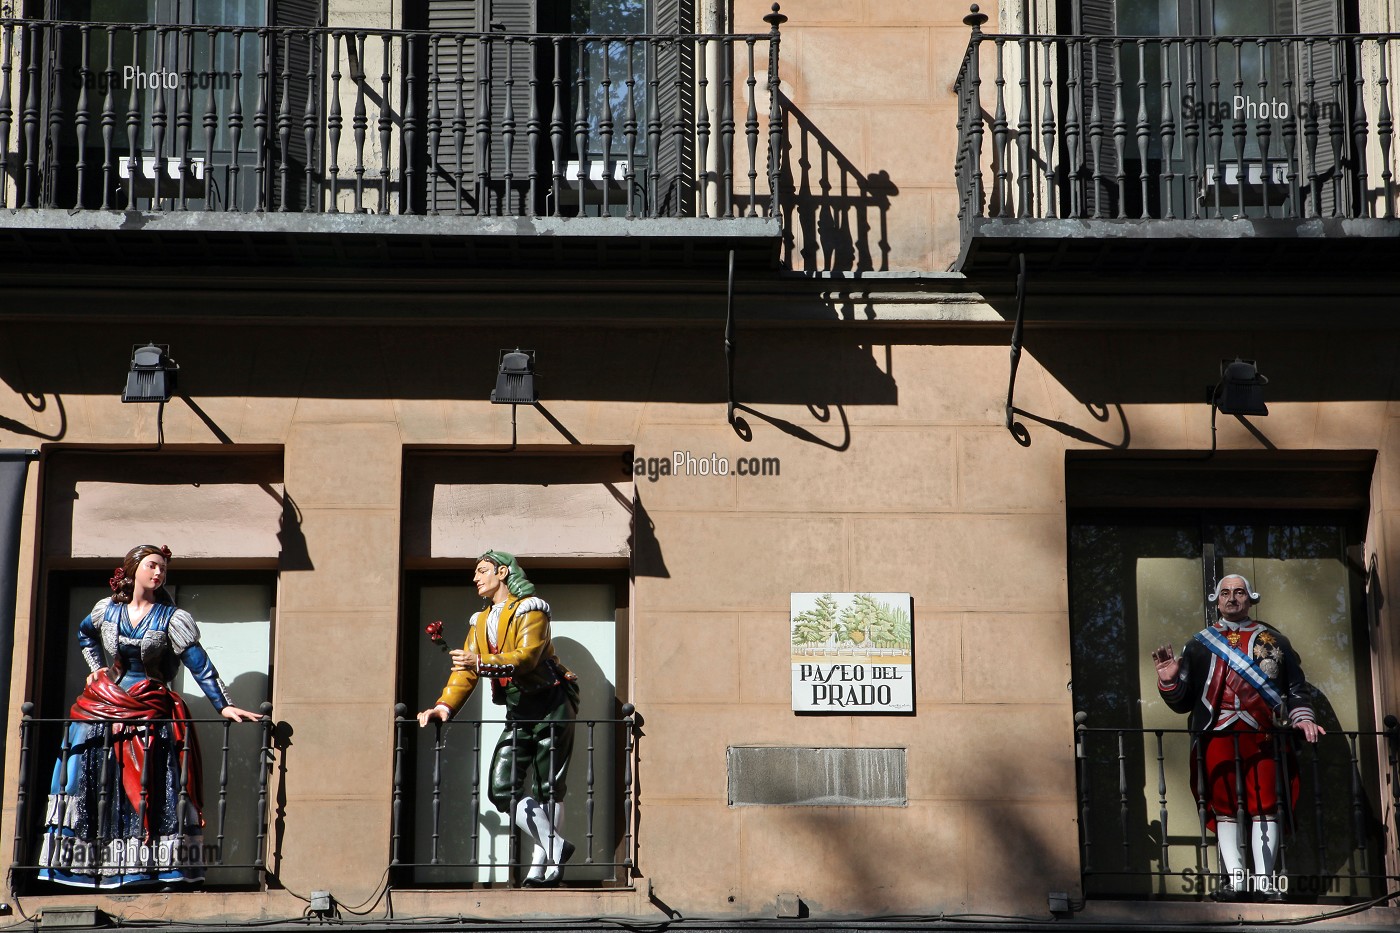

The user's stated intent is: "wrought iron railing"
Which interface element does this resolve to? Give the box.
[954,5,1400,235]
[390,704,639,888]
[1074,712,1400,901]
[11,702,275,891]
[0,11,785,220]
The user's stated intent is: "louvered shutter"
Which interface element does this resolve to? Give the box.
[484,0,539,213]
[1294,0,1344,216]
[1076,0,1119,218]
[652,0,694,216]
[427,0,482,213]
[268,0,322,210]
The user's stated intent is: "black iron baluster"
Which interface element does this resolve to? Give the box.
[1117,730,1130,871]
[551,37,565,217]
[622,704,636,877]
[527,37,541,217]
[255,702,272,871]
[427,35,441,216]
[1385,717,1400,873]
[1281,39,1299,219]
[1184,39,1200,220]
[1088,39,1106,218]
[175,27,194,209]
[20,24,39,209]
[575,38,590,215]
[75,25,92,209]
[0,19,14,209]
[430,720,443,864]
[404,34,417,216]
[600,39,615,217]
[744,38,758,217]
[992,38,1008,218]
[378,33,391,213]
[328,33,342,212]
[1351,37,1369,219]
[152,26,169,209]
[1111,38,1126,218]
[1377,37,1394,219]
[391,705,405,865]
[1256,39,1272,218]
[229,29,244,211]
[1074,713,1092,876]
[306,32,322,212]
[354,33,368,213]
[1016,38,1031,217]
[276,30,292,211]
[469,720,481,870]
[47,25,67,209]
[202,27,219,212]
[1208,39,1224,218]
[764,5,785,220]
[476,35,492,214]
[254,27,270,211]
[509,722,521,882]
[137,729,153,870]
[584,720,596,863]
[1134,39,1149,218]
[624,39,639,219]
[124,29,143,211]
[1159,39,1175,220]
[502,37,516,215]
[451,36,465,214]
[1064,39,1081,218]
[1303,39,1321,218]
[1154,730,1170,888]
[645,39,660,216]
[1272,727,1289,879]
[1230,39,1245,214]
[1231,733,1246,872]
[216,716,230,863]
[1041,39,1056,219]
[1196,731,1210,883]
[719,40,733,217]
[12,704,33,871]
[696,36,710,218]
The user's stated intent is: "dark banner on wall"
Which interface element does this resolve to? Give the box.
[0,449,39,800]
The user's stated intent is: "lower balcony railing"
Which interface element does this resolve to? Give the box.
[389,704,640,888]
[10,703,275,892]
[954,11,1400,231]
[0,16,785,221]
[1075,714,1400,902]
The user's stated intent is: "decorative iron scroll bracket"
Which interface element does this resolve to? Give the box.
[1005,252,1027,432]
[725,249,737,426]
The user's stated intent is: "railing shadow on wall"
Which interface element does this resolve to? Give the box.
[778,95,897,273]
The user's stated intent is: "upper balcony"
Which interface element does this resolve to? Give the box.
[952,7,1400,282]
[0,10,786,269]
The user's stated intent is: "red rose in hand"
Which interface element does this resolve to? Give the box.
[425,620,448,652]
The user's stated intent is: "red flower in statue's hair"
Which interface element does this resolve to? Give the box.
[159,545,173,560]
[108,567,126,593]
[425,620,448,652]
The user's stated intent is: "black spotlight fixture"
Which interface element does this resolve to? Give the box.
[122,343,179,404]
[491,349,537,405]
[1213,357,1268,416]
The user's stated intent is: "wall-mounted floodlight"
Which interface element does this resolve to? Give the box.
[491,349,537,405]
[1213,357,1268,417]
[122,343,179,404]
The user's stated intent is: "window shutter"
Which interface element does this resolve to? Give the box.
[427,0,482,212]
[652,0,695,215]
[269,0,323,210]
[1294,0,1344,216]
[1075,0,1120,218]
[484,0,539,213]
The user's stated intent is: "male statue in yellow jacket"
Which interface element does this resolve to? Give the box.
[419,550,580,886]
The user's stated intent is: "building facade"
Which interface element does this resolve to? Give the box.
[0,0,1397,928]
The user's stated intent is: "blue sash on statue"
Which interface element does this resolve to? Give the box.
[1194,627,1284,709]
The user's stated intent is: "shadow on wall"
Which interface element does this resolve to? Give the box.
[779,96,898,273]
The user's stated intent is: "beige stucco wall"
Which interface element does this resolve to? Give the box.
[0,317,1397,923]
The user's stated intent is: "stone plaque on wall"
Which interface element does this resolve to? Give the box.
[790,593,913,712]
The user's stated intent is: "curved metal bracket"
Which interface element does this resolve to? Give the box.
[725,249,737,425]
[1005,252,1027,431]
